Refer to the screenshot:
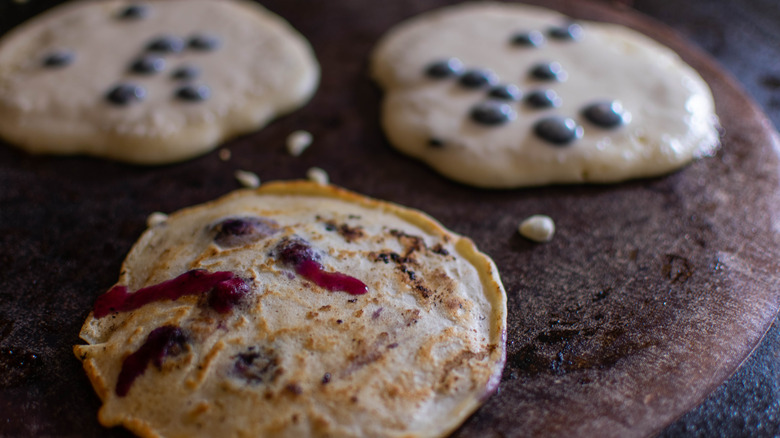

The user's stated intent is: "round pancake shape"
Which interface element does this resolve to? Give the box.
[0,0,319,164]
[370,2,720,188]
[73,181,507,438]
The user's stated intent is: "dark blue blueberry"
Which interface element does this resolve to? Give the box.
[130,55,165,74]
[275,237,320,267]
[458,69,498,89]
[117,4,149,20]
[147,36,185,53]
[171,64,201,80]
[213,217,279,248]
[428,138,445,148]
[175,84,210,102]
[232,347,279,385]
[188,34,221,51]
[510,30,545,47]
[470,101,516,126]
[525,89,562,109]
[488,84,522,101]
[425,58,464,78]
[42,50,75,68]
[582,101,630,128]
[534,117,584,145]
[106,83,146,105]
[530,62,567,82]
[548,23,584,41]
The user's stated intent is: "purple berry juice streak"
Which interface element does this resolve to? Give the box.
[115,325,187,397]
[276,238,368,295]
[93,269,248,317]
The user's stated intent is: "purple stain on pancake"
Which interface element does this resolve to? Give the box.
[92,270,249,317]
[275,238,368,295]
[212,217,280,248]
[115,325,187,396]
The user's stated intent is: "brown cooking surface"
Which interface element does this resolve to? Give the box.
[0,1,779,437]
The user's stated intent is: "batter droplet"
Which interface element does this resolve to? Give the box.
[534,117,584,145]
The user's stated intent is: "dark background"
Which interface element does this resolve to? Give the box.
[0,0,779,436]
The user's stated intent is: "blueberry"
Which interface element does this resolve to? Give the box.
[130,55,165,74]
[425,58,464,78]
[470,101,516,126]
[510,30,545,47]
[175,84,211,102]
[42,50,75,68]
[534,117,584,145]
[582,101,630,128]
[171,65,201,80]
[212,217,279,248]
[488,84,522,101]
[188,34,221,51]
[548,23,584,41]
[525,89,562,109]
[147,36,185,53]
[428,138,445,148]
[106,83,146,105]
[275,238,319,267]
[117,4,148,20]
[232,347,279,385]
[459,69,498,89]
[530,62,567,82]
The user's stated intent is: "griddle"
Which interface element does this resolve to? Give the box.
[1,0,779,437]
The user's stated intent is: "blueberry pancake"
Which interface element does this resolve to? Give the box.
[371,2,720,188]
[74,181,507,438]
[0,0,319,164]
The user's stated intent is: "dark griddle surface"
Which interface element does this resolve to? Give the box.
[0,1,778,437]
